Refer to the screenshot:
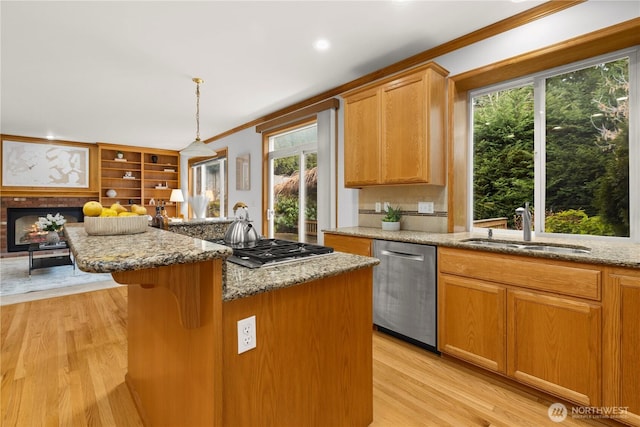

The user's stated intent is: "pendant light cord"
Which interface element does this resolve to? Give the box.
[193,77,204,142]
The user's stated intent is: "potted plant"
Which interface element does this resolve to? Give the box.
[381,205,402,231]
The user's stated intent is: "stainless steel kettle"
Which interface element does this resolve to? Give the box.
[224,202,260,246]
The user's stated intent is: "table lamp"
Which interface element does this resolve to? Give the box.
[170,189,185,218]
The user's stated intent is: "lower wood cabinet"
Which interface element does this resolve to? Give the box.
[604,268,640,426]
[324,234,372,257]
[507,289,601,406]
[438,247,603,407]
[438,274,506,373]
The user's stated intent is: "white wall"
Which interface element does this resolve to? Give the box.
[433,1,639,75]
[188,1,638,234]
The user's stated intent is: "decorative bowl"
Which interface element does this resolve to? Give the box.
[84,216,148,235]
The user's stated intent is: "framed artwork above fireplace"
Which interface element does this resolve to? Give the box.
[2,139,90,188]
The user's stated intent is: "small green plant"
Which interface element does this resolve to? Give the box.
[382,205,402,222]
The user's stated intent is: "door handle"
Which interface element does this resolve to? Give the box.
[379,250,424,262]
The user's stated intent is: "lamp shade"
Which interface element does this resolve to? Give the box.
[170,189,185,203]
[179,139,218,157]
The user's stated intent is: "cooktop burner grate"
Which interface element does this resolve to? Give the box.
[210,238,334,268]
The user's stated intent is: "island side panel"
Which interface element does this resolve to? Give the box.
[222,267,374,427]
[119,260,224,427]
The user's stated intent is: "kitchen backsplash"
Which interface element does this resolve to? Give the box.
[358,185,448,233]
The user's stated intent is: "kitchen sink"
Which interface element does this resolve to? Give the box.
[462,238,591,254]
[519,245,591,254]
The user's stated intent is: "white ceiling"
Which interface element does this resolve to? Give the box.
[1,1,546,151]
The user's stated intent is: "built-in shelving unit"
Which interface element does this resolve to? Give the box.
[98,143,180,217]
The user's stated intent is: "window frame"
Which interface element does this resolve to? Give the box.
[262,118,318,240]
[186,147,228,219]
[468,47,638,241]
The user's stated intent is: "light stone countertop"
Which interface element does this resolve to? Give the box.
[65,224,379,301]
[224,252,379,301]
[168,218,234,241]
[65,224,233,273]
[324,227,640,269]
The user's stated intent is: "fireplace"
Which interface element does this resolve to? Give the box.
[7,207,84,252]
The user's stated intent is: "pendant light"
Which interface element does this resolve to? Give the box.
[180,77,217,157]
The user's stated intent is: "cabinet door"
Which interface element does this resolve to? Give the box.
[344,87,380,187]
[605,270,640,425]
[438,273,506,373]
[381,73,426,184]
[507,290,601,406]
[324,234,372,257]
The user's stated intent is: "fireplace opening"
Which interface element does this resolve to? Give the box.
[7,207,84,252]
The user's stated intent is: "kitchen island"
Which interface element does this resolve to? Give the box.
[65,224,379,427]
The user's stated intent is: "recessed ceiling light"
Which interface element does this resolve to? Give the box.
[313,39,330,51]
[46,135,55,140]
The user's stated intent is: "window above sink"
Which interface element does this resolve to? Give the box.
[470,47,638,242]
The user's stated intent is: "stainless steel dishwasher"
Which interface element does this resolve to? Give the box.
[373,240,437,351]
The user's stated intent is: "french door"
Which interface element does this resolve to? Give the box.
[266,123,318,242]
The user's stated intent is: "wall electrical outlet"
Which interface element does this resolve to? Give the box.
[375,202,381,213]
[237,315,257,354]
[418,201,434,214]
[383,202,390,212]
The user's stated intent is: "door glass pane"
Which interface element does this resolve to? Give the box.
[544,58,629,236]
[472,85,534,231]
[304,152,317,244]
[273,154,300,241]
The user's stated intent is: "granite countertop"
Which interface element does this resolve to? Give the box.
[168,218,233,225]
[324,227,640,269]
[168,218,234,241]
[65,223,379,301]
[224,252,379,301]
[65,223,232,273]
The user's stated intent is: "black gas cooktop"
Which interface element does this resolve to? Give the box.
[210,238,334,268]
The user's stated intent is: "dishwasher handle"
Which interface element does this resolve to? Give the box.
[379,249,425,262]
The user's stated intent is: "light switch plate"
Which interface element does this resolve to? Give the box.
[418,202,434,214]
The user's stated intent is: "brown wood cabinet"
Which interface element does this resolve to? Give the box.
[604,267,640,426]
[342,62,448,187]
[507,289,601,406]
[98,143,180,217]
[438,247,603,406]
[438,273,506,373]
[324,233,372,256]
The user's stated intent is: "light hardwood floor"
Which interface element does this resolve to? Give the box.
[1,287,615,427]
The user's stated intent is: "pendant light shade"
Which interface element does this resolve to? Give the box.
[180,77,217,157]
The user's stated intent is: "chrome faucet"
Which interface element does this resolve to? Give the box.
[516,202,532,241]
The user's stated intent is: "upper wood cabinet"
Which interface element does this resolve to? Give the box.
[342,62,448,187]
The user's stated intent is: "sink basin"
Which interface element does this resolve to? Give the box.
[463,239,523,249]
[520,245,591,254]
[462,239,591,254]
